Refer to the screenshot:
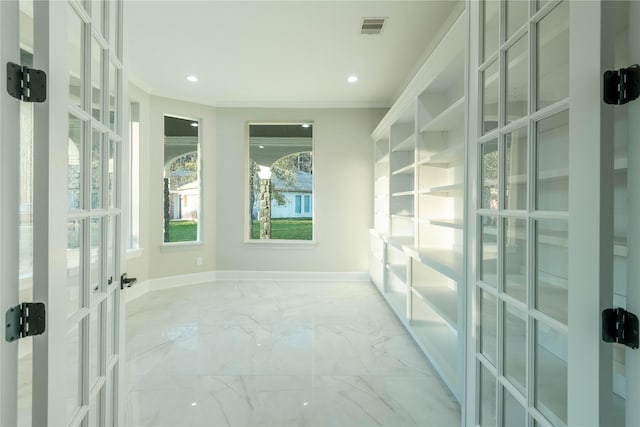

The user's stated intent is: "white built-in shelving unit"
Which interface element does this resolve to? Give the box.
[368,7,467,401]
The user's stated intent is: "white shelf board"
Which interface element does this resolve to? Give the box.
[392,191,415,197]
[429,218,464,229]
[385,235,414,249]
[384,290,408,321]
[409,321,458,387]
[420,97,465,133]
[419,144,463,167]
[614,237,627,257]
[404,246,463,282]
[392,133,416,152]
[420,183,463,196]
[376,153,390,164]
[391,163,415,176]
[386,263,406,282]
[412,285,458,330]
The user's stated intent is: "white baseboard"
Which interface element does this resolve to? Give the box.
[148,271,216,291]
[214,270,369,282]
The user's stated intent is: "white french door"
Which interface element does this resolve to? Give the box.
[467,1,623,426]
[1,0,125,425]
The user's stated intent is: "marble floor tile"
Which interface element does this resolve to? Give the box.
[125,280,461,426]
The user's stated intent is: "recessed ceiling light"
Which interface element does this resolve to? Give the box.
[301,123,311,128]
[186,75,198,83]
[347,75,359,83]
[259,145,265,149]
[190,122,198,127]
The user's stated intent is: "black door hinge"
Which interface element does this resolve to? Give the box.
[602,307,639,349]
[5,302,46,342]
[6,62,47,103]
[604,64,639,105]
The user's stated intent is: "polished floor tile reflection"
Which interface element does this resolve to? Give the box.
[124,280,461,427]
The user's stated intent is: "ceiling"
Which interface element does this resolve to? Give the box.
[124,1,462,108]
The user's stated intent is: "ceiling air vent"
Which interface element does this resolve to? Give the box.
[361,17,386,35]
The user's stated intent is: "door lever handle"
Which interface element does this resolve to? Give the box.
[120,273,137,290]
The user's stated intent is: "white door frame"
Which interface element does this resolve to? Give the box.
[0,0,22,425]
[626,1,640,423]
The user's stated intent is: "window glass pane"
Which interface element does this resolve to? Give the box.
[506,0,528,40]
[91,37,102,121]
[480,289,497,365]
[536,110,569,211]
[249,123,313,240]
[67,220,83,316]
[482,60,499,134]
[68,115,83,210]
[535,321,567,426]
[503,387,526,427]
[505,128,527,210]
[537,1,569,109]
[479,362,497,427]
[535,220,568,324]
[504,303,526,394]
[68,6,83,108]
[164,115,199,243]
[505,35,528,124]
[481,217,498,287]
[483,0,499,62]
[504,218,526,302]
[482,140,498,209]
[92,129,103,209]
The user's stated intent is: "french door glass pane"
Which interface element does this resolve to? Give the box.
[108,140,117,208]
[535,321,567,426]
[481,217,498,287]
[106,216,115,286]
[480,289,498,365]
[67,220,83,316]
[109,62,117,130]
[482,61,499,134]
[503,388,527,427]
[68,115,83,210]
[105,370,114,427]
[68,5,83,108]
[89,390,101,427]
[91,37,102,121]
[108,1,118,52]
[92,0,104,35]
[536,1,569,110]
[92,129,103,209]
[536,110,569,212]
[89,308,100,388]
[505,129,527,210]
[106,292,115,357]
[483,0,499,62]
[505,35,528,124]
[482,140,499,209]
[504,218,526,302]
[90,217,103,304]
[506,0,528,40]
[504,303,526,394]
[535,220,568,323]
[479,362,497,426]
[66,324,81,422]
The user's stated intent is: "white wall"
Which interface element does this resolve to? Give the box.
[215,107,385,273]
[124,88,385,279]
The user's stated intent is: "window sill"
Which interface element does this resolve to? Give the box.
[126,248,144,259]
[160,241,204,252]
[243,239,317,249]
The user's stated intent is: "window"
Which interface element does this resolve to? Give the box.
[128,102,140,250]
[248,123,313,241]
[163,115,200,243]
